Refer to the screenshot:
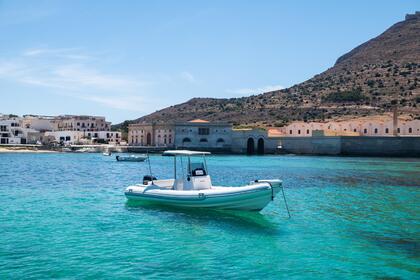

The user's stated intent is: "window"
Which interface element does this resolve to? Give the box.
[374,128,378,134]
[183,137,191,143]
[306,129,309,134]
[385,128,389,134]
[65,136,71,141]
[0,125,6,132]
[409,128,412,133]
[397,128,400,133]
[198,128,210,135]
[298,130,301,135]
[354,129,357,132]
[363,129,367,134]
[77,122,80,126]
[289,130,292,135]
[216,138,225,143]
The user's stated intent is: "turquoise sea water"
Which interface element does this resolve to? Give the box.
[0,153,419,279]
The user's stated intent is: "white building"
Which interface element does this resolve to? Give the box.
[0,115,41,144]
[17,114,120,145]
[0,116,22,144]
[44,130,121,145]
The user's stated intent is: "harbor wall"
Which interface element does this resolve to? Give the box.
[276,136,420,157]
[340,136,420,157]
[277,137,341,155]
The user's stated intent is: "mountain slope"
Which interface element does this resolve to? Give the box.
[125,12,420,128]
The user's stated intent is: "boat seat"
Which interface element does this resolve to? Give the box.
[173,178,184,190]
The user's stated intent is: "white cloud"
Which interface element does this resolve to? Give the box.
[23,48,90,60]
[0,48,148,111]
[180,71,197,83]
[226,84,284,96]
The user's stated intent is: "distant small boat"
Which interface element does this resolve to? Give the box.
[116,155,147,162]
[62,148,72,152]
[103,151,111,156]
[75,147,97,153]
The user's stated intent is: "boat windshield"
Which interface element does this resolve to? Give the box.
[165,152,209,179]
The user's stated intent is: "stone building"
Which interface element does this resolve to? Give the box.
[50,115,111,132]
[127,119,232,150]
[269,116,420,137]
[128,123,175,146]
[174,119,232,150]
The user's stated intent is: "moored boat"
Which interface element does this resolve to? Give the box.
[125,150,290,213]
[116,154,147,162]
[75,147,97,153]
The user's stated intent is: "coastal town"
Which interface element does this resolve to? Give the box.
[1,111,419,156]
[1,2,419,279]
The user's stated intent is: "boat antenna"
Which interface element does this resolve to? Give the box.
[147,150,154,184]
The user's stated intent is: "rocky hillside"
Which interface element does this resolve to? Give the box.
[122,12,420,128]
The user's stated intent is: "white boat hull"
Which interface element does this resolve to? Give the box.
[125,180,282,211]
[116,155,147,162]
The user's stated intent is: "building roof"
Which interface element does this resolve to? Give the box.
[188,119,210,123]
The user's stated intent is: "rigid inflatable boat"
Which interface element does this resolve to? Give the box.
[116,154,147,162]
[125,150,290,212]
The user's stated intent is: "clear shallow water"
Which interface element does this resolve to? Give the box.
[0,153,419,279]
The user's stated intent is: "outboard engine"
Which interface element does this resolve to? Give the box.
[143,175,157,185]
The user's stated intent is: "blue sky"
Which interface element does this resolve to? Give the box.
[0,0,418,123]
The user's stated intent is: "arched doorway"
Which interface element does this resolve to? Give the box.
[257,138,264,155]
[146,133,152,145]
[247,138,255,155]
